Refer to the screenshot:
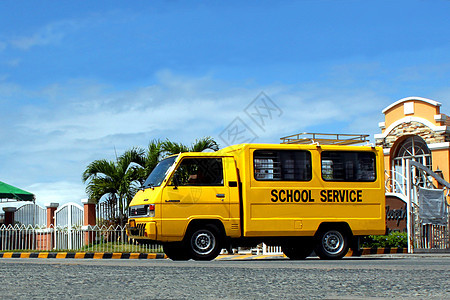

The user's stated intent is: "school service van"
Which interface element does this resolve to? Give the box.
[126,143,385,260]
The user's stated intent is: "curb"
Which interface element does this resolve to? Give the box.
[347,247,408,256]
[0,252,167,259]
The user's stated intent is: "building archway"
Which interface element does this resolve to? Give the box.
[393,135,432,168]
[391,135,432,192]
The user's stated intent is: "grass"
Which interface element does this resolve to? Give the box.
[79,242,163,253]
[1,242,163,253]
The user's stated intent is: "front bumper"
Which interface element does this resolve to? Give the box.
[126,220,157,240]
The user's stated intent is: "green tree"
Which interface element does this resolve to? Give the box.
[133,139,164,186]
[82,137,219,225]
[82,147,144,225]
[161,136,219,156]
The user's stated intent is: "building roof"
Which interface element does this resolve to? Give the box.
[382,97,441,114]
[0,181,35,202]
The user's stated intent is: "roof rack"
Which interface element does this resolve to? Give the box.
[280,132,370,146]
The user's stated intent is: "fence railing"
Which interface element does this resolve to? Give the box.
[0,224,162,253]
[0,224,284,256]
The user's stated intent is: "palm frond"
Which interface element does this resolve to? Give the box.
[190,136,219,152]
[82,159,116,183]
[161,139,189,155]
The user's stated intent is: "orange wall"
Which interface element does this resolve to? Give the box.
[431,149,450,182]
[384,100,441,130]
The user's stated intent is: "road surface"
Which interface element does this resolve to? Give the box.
[0,254,448,299]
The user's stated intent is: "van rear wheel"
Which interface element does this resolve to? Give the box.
[315,229,348,260]
[188,224,222,261]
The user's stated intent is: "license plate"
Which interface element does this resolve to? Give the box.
[129,219,136,227]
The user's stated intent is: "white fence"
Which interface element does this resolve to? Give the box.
[0,223,282,255]
[0,224,162,253]
[1,202,283,255]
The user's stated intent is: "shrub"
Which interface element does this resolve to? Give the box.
[361,231,407,248]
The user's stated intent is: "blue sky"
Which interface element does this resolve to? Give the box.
[0,0,449,205]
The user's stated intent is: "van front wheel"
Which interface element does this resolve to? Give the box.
[163,242,191,261]
[315,229,348,259]
[188,225,222,261]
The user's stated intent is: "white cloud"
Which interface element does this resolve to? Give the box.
[10,20,81,50]
[0,70,390,207]
[27,181,86,206]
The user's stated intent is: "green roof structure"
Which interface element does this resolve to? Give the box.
[0,181,35,202]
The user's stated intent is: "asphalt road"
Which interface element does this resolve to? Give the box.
[0,255,448,299]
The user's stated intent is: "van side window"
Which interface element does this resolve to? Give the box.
[171,158,224,186]
[321,151,376,182]
[254,150,312,181]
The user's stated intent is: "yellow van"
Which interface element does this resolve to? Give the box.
[127,143,385,260]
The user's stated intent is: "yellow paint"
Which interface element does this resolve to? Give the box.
[38,253,48,258]
[3,253,12,258]
[111,253,122,259]
[145,253,156,259]
[20,253,30,258]
[56,252,67,259]
[74,253,85,259]
[93,253,104,259]
[231,254,253,260]
[253,255,271,260]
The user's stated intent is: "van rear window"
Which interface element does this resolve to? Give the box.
[321,151,376,182]
[254,150,312,181]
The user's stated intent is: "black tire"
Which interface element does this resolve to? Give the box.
[163,242,191,261]
[187,224,222,261]
[314,229,349,260]
[282,242,314,260]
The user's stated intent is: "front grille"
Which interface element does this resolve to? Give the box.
[130,223,146,237]
[137,223,146,236]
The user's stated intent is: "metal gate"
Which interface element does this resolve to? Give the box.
[54,202,84,250]
[407,161,450,253]
[15,203,47,226]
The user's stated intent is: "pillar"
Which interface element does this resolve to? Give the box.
[2,207,16,226]
[40,203,59,250]
[46,203,59,228]
[82,198,96,245]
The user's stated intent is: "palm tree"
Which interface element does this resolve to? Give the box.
[82,147,144,225]
[161,136,219,156]
[82,137,219,225]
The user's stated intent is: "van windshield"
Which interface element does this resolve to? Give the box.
[143,156,177,188]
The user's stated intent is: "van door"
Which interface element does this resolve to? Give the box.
[160,157,229,238]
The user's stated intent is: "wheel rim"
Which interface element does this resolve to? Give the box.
[322,230,344,255]
[191,230,215,256]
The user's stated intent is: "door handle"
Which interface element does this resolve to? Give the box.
[216,194,225,198]
[165,199,180,203]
